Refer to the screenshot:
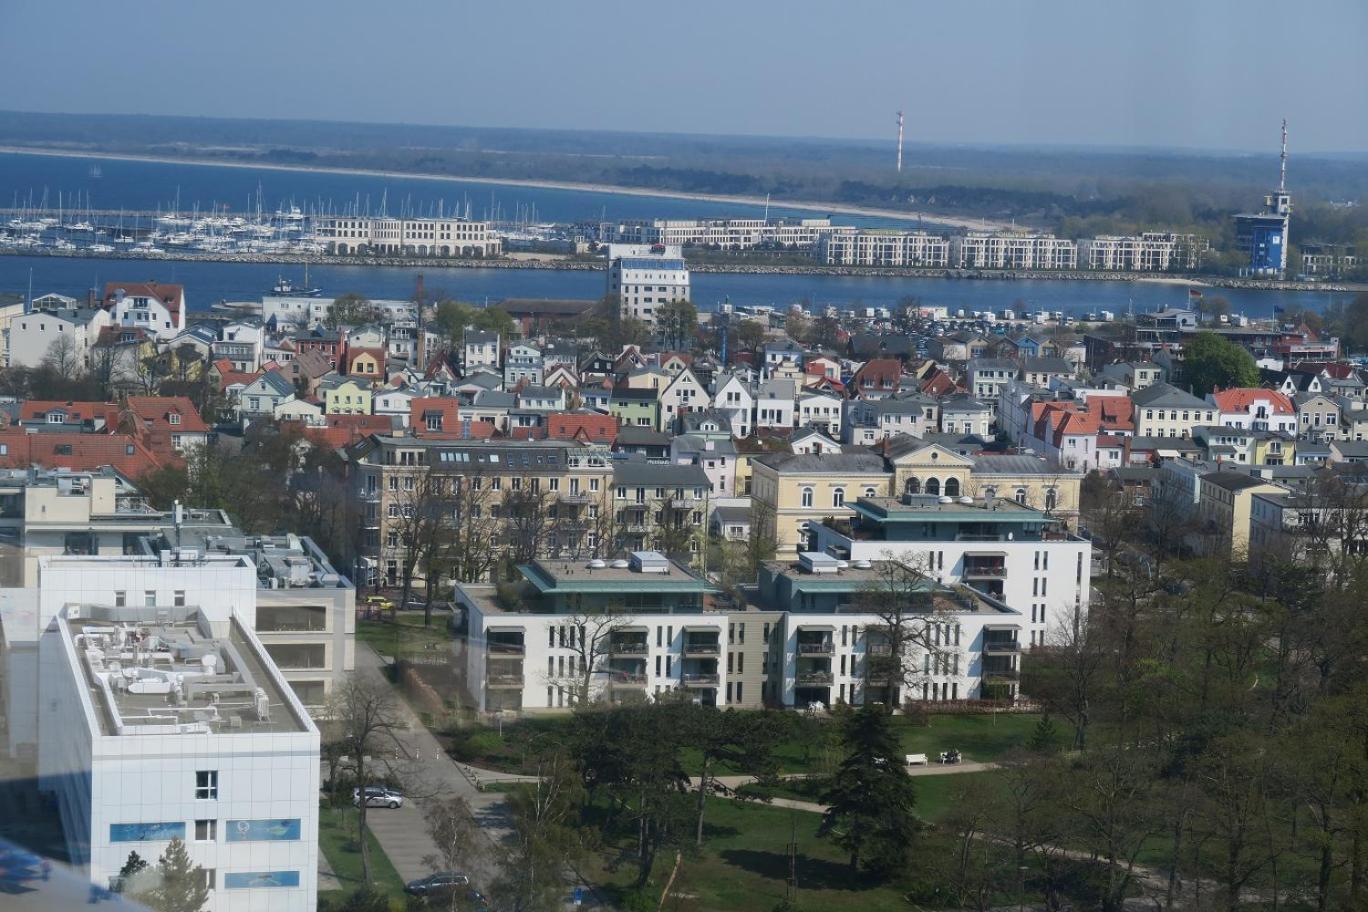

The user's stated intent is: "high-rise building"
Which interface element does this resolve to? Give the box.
[1232,121,1292,277]
[605,244,690,327]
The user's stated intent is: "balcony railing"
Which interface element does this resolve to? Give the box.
[670,496,702,509]
[797,641,834,655]
[487,642,526,655]
[611,673,648,686]
[796,671,834,686]
[682,673,720,687]
[682,641,721,656]
[962,564,1006,578]
[866,642,893,656]
[610,641,649,655]
[487,673,525,687]
[359,490,381,503]
[983,666,1019,680]
[559,493,593,505]
[983,640,1020,654]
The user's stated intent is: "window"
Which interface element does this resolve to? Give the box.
[144,590,156,607]
[114,591,126,607]
[1015,488,1028,505]
[945,477,960,497]
[195,770,219,800]
[800,487,813,508]
[195,819,217,841]
[173,591,186,607]
[832,488,845,508]
[199,869,216,892]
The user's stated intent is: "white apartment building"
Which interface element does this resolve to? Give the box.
[950,232,1079,270]
[606,244,691,327]
[807,495,1091,648]
[816,230,951,267]
[6,306,113,368]
[315,216,501,257]
[36,556,319,912]
[457,550,1026,713]
[605,218,841,250]
[1078,232,1204,272]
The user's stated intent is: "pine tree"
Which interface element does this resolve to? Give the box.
[1028,713,1061,754]
[113,851,148,893]
[818,704,918,876]
[133,838,209,912]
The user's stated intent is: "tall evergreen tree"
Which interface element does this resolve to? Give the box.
[133,838,209,912]
[818,705,918,876]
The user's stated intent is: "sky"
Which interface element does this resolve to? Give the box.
[3,0,1367,153]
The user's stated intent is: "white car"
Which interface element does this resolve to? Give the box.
[353,785,404,809]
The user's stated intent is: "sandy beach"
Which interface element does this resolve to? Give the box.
[0,145,1016,232]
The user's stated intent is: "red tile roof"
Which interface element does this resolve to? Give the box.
[19,400,122,429]
[409,397,461,437]
[125,396,210,434]
[0,430,169,476]
[1211,387,1294,415]
[102,281,184,324]
[545,412,619,444]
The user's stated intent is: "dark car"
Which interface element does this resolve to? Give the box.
[404,872,471,899]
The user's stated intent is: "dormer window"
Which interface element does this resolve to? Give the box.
[47,412,64,424]
[168,413,181,426]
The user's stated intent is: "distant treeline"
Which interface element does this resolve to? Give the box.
[2,109,1365,258]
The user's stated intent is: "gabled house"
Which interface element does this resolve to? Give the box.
[796,391,843,436]
[754,379,798,432]
[409,397,463,437]
[320,375,373,417]
[711,373,755,437]
[659,367,708,431]
[848,358,903,399]
[939,395,992,437]
[238,370,296,422]
[1209,388,1297,434]
[101,281,186,340]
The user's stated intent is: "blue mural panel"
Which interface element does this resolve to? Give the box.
[225,819,301,842]
[223,871,300,889]
[109,822,185,843]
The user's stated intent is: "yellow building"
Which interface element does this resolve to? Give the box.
[1197,471,1287,559]
[750,452,892,551]
[322,377,374,415]
[968,455,1083,528]
[1132,382,1217,438]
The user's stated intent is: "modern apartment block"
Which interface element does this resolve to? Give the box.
[1077,232,1204,272]
[815,229,951,267]
[806,494,1091,647]
[603,217,841,250]
[36,555,319,911]
[456,550,1026,714]
[314,216,501,257]
[606,244,691,327]
[949,232,1079,270]
[0,469,354,712]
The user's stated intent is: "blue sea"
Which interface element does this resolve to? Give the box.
[0,151,1353,318]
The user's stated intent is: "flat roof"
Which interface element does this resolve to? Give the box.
[762,560,1016,615]
[850,495,1045,522]
[520,558,714,594]
[66,608,307,737]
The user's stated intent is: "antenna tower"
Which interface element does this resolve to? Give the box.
[1279,118,1288,192]
[896,110,905,173]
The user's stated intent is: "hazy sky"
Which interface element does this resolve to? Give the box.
[4,0,1366,152]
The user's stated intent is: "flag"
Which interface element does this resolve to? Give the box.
[1188,288,1203,304]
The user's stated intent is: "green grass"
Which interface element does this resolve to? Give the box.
[357,611,455,660]
[739,770,998,824]
[586,795,1027,912]
[317,803,408,906]
[447,711,1041,776]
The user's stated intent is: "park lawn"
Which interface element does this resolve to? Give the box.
[357,611,454,661]
[586,795,1020,912]
[451,711,1040,776]
[740,770,998,824]
[317,803,408,905]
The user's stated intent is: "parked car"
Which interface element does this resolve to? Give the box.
[404,872,470,899]
[352,785,404,809]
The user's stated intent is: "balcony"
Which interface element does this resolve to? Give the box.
[797,640,834,656]
[983,638,1020,654]
[866,642,893,656]
[487,673,525,688]
[682,639,721,656]
[682,673,720,687]
[982,658,1019,680]
[671,495,702,509]
[609,640,649,656]
[358,489,381,503]
[796,670,834,686]
[487,641,525,655]
[962,562,1006,578]
[611,672,648,687]
[559,492,593,505]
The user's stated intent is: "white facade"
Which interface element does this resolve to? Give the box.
[33,556,319,912]
[1078,232,1203,272]
[605,217,840,250]
[316,216,500,257]
[816,230,951,267]
[950,232,1078,270]
[607,244,691,327]
[7,307,113,368]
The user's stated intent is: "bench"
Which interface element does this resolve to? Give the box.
[905,753,929,766]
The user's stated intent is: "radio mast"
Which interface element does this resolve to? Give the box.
[896,110,905,173]
[1279,118,1288,192]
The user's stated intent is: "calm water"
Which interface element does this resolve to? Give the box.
[0,151,1352,318]
[0,150,896,226]
[0,254,1349,319]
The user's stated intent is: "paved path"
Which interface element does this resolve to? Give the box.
[351,644,510,893]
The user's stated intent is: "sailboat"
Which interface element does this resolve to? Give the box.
[268,262,321,297]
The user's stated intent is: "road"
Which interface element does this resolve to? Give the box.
[350,644,510,894]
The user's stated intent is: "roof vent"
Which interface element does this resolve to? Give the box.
[959,496,974,505]
[630,551,670,574]
[798,551,840,574]
[938,495,953,504]
[853,559,873,570]
[587,559,606,569]
[835,560,850,570]
[610,559,630,569]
